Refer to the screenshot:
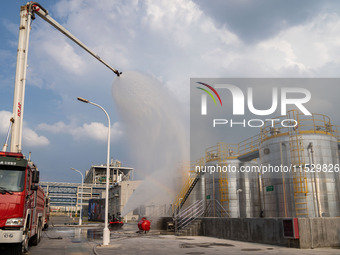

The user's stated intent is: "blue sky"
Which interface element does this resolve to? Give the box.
[1,0,340,183]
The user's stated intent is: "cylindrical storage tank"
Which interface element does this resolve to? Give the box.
[260,134,297,217]
[260,112,340,218]
[238,160,261,218]
[204,158,260,218]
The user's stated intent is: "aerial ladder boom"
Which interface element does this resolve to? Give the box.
[8,2,121,153]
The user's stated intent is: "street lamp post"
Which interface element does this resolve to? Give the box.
[71,168,84,226]
[77,97,111,246]
[125,183,129,223]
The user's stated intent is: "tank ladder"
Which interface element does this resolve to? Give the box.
[205,142,230,216]
[172,158,204,216]
[288,110,309,217]
[217,143,229,217]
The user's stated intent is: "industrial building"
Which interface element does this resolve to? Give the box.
[84,160,143,221]
[84,160,133,185]
[41,159,140,221]
[109,180,142,221]
[171,110,340,248]
[40,182,106,214]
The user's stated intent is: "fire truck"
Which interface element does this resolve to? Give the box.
[0,2,120,254]
[0,152,46,254]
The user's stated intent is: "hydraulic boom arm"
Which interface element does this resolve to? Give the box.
[30,3,121,76]
[8,2,121,153]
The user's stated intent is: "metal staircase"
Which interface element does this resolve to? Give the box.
[174,199,229,234]
[288,110,309,217]
[172,158,204,216]
[175,200,205,231]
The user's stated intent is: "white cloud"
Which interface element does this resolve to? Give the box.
[0,111,50,148]
[0,111,11,136]
[22,128,50,147]
[24,0,340,135]
[37,121,123,143]
[228,12,340,77]
[43,39,85,75]
[31,27,86,76]
[28,0,242,97]
[11,0,340,103]
[5,2,340,126]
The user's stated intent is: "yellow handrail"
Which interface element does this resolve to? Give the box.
[172,158,204,214]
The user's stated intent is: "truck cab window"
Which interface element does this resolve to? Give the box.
[0,169,25,192]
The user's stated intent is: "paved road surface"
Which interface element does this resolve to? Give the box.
[2,215,340,255]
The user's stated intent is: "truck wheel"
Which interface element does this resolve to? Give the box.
[37,224,41,243]
[22,234,29,253]
[31,223,41,245]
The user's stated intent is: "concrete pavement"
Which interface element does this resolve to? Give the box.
[94,234,340,255]
[28,227,94,255]
[23,215,340,255]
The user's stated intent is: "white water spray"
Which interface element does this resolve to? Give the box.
[112,71,188,217]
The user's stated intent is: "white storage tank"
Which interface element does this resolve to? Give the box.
[260,111,340,217]
[204,143,261,218]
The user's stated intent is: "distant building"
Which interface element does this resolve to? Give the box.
[109,180,142,222]
[84,160,133,185]
[84,159,142,221]
[41,160,139,217]
[40,182,105,214]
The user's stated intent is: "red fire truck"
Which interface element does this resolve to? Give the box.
[0,152,47,254]
[1,2,119,254]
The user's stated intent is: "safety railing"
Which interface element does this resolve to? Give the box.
[174,199,229,232]
[297,113,332,134]
[205,143,239,162]
[204,136,261,160]
[238,134,261,157]
[333,125,340,142]
[205,199,230,218]
[260,111,336,143]
[260,114,288,142]
[225,144,239,158]
[205,143,226,162]
[172,158,204,215]
[175,200,205,231]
